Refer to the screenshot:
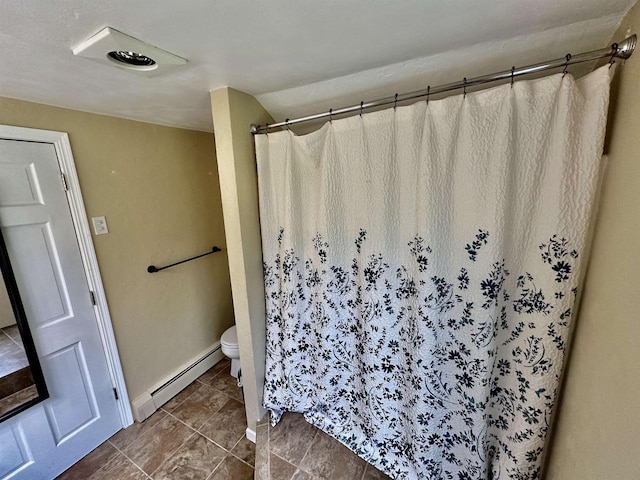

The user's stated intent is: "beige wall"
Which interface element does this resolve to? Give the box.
[545,7,640,479]
[0,276,14,329]
[210,88,273,433]
[0,97,233,403]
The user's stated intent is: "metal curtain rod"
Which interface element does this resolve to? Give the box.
[250,34,637,134]
[147,246,221,273]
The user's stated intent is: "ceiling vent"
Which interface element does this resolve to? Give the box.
[72,27,187,77]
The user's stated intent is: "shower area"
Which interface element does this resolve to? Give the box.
[213,35,636,480]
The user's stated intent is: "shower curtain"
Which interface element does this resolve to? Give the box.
[256,65,613,480]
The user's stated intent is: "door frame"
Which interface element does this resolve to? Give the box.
[0,124,133,427]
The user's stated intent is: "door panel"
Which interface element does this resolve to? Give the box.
[0,162,44,207]
[0,139,121,479]
[0,426,31,476]
[3,224,69,326]
[44,343,98,443]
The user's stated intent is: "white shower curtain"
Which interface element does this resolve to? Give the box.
[256,65,612,480]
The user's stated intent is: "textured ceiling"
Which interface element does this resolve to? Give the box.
[0,0,636,132]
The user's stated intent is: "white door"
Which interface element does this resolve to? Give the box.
[0,139,121,479]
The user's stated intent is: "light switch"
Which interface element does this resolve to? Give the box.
[92,216,109,235]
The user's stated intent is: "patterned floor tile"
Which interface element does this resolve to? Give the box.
[363,463,392,479]
[269,453,297,480]
[109,410,168,451]
[56,441,119,479]
[204,370,244,403]
[89,454,147,480]
[298,429,367,480]
[170,383,229,429]
[208,455,254,480]
[269,413,317,466]
[230,435,256,466]
[161,381,202,412]
[198,398,247,450]
[196,359,231,385]
[152,433,226,480]
[121,415,193,474]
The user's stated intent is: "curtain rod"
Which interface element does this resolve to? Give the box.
[250,34,636,134]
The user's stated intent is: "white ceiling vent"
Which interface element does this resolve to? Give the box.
[72,27,187,77]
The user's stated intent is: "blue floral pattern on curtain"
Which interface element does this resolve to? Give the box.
[256,66,613,479]
[264,229,577,479]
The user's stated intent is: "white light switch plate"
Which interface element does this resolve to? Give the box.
[92,216,109,235]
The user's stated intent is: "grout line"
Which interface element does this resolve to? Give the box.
[162,382,205,414]
[204,461,221,480]
[204,452,255,480]
[148,431,199,477]
[109,412,194,478]
[203,389,252,480]
[160,408,204,436]
[267,413,271,476]
[107,439,153,479]
[143,409,228,475]
[193,426,240,455]
[229,434,246,452]
[269,450,299,470]
[226,435,256,469]
[292,425,319,475]
[161,396,228,435]
[203,454,227,480]
[161,382,242,432]
[161,405,245,458]
[0,328,22,349]
[229,453,256,470]
[360,463,369,480]
[270,454,297,480]
[169,359,232,407]
[196,385,242,404]
[202,378,245,405]
[105,367,242,480]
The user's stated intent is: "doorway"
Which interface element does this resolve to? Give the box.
[0,126,131,479]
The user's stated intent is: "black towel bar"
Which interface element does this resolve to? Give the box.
[147,246,221,273]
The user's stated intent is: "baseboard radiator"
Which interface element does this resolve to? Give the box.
[131,342,225,422]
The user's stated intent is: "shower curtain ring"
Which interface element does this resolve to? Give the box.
[394,93,398,111]
[426,86,430,105]
[360,101,364,117]
[562,53,571,78]
[285,119,290,131]
[609,43,618,68]
[463,78,467,98]
[329,109,333,123]
[264,123,269,135]
[511,66,515,88]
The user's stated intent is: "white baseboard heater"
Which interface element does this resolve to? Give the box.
[131,342,225,422]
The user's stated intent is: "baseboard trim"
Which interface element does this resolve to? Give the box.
[131,342,224,422]
[131,392,155,422]
[246,427,256,443]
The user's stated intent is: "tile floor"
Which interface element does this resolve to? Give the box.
[57,358,255,480]
[255,412,391,480]
[0,325,28,377]
[0,324,38,416]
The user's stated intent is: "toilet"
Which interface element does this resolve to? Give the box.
[221,325,241,381]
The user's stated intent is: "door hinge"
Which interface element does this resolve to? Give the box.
[60,173,69,192]
[113,387,119,400]
[89,291,97,305]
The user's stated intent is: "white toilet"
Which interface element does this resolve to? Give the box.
[221,325,241,381]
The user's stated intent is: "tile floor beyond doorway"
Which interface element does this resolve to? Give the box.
[57,358,255,480]
[0,325,29,377]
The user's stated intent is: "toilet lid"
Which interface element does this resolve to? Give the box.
[221,325,238,347]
